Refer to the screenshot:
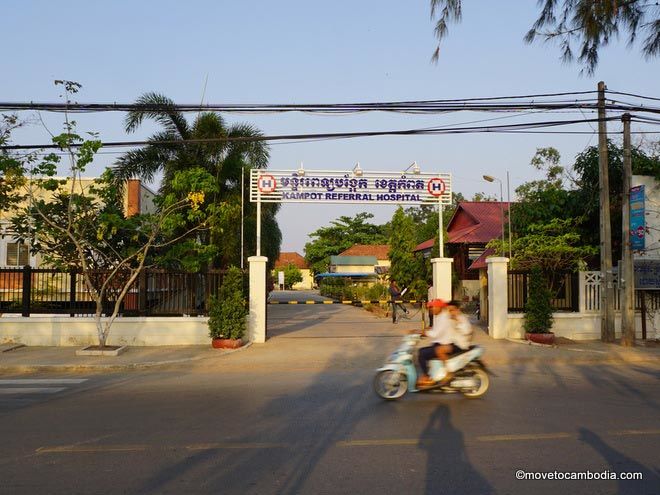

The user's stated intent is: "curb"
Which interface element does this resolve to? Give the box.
[0,341,253,373]
[485,353,658,366]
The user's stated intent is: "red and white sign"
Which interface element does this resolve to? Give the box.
[427,178,446,197]
[257,174,277,194]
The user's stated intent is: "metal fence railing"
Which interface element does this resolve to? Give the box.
[507,270,580,313]
[0,267,227,317]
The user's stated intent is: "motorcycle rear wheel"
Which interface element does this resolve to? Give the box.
[373,370,408,400]
[461,368,489,398]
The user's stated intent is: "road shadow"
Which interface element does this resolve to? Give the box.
[418,405,494,495]
[137,336,385,494]
[579,427,660,494]
[572,364,660,412]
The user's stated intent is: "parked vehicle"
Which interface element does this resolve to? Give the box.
[373,334,491,400]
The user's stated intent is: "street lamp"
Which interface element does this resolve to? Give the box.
[402,161,421,175]
[483,174,510,258]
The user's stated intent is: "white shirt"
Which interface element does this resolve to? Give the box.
[426,311,473,350]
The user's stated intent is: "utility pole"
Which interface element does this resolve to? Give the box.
[598,81,615,342]
[621,113,635,346]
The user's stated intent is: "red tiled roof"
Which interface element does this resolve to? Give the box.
[274,252,309,269]
[414,238,435,252]
[468,248,496,270]
[339,244,390,260]
[447,202,510,244]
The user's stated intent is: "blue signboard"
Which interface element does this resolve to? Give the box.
[630,185,645,251]
[635,260,660,290]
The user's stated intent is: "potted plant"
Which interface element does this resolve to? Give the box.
[208,266,248,349]
[523,266,555,345]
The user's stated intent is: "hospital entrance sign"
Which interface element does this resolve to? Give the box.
[250,169,452,205]
[247,168,453,345]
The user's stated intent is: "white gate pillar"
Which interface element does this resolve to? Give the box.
[431,257,453,301]
[248,256,268,343]
[487,257,509,339]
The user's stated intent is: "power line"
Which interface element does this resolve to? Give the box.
[0,116,629,151]
[607,90,660,102]
[4,88,660,116]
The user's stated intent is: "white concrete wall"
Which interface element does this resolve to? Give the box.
[506,312,656,341]
[0,316,210,346]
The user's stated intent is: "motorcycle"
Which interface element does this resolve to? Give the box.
[373,334,491,400]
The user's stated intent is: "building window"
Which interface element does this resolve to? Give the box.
[6,242,29,267]
[468,246,485,262]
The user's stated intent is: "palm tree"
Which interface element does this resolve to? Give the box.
[113,92,281,268]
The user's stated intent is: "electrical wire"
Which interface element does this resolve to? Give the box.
[0,116,625,151]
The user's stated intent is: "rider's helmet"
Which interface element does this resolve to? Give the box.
[427,299,446,309]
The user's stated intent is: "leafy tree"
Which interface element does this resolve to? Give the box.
[304,213,387,274]
[0,115,28,212]
[471,192,498,202]
[496,218,598,273]
[430,0,659,74]
[571,140,660,262]
[208,266,248,340]
[524,266,554,334]
[113,92,281,269]
[505,142,658,266]
[7,81,212,348]
[388,207,427,299]
[13,139,209,347]
[511,147,576,237]
[282,263,303,289]
[405,192,466,245]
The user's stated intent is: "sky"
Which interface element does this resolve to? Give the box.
[3,1,659,255]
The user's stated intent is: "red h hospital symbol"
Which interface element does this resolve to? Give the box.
[427,178,446,197]
[258,175,277,193]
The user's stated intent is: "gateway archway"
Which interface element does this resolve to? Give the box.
[248,166,453,342]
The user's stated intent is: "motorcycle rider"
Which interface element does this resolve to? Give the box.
[416,299,473,388]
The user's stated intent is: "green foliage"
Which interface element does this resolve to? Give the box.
[282,263,303,289]
[319,278,353,300]
[0,115,29,212]
[113,92,281,269]
[319,278,386,301]
[523,267,554,334]
[511,147,574,237]
[497,218,598,273]
[304,213,387,274]
[388,207,428,300]
[510,143,659,266]
[3,84,212,347]
[430,0,659,74]
[208,266,247,340]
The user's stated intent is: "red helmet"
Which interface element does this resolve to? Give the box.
[427,299,446,309]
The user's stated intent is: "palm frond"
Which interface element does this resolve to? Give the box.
[124,92,190,139]
[227,123,270,169]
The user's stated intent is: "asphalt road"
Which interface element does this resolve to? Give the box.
[1,295,658,495]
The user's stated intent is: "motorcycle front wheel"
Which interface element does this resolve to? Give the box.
[373,370,408,400]
[461,368,489,398]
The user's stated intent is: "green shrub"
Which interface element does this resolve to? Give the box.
[523,267,554,334]
[366,283,388,301]
[208,266,248,340]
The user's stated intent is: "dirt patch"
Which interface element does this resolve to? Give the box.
[362,303,390,319]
